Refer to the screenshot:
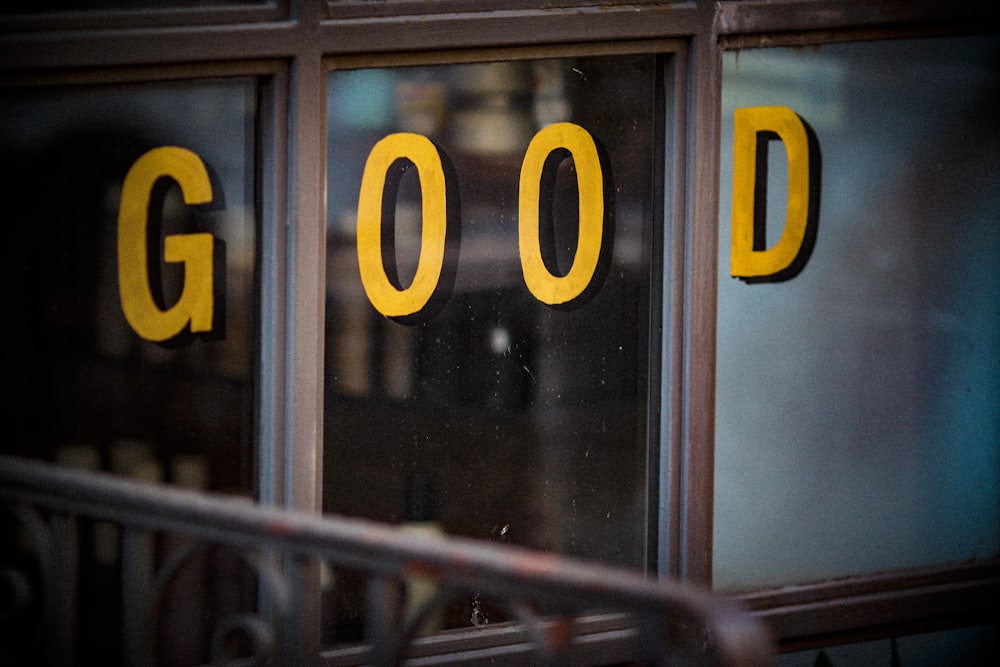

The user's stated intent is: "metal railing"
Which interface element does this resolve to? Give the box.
[0,455,773,666]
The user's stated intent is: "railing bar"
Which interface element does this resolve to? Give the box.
[9,505,54,665]
[2,470,745,620]
[3,476,714,615]
[120,526,155,667]
[279,554,317,666]
[46,513,78,667]
[2,456,774,666]
[9,501,658,607]
[365,574,403,667]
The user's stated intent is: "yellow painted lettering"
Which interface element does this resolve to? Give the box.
[519,122,606,306]
[731,105,815,280]
[357,132,453,319]
[117,146,215,342]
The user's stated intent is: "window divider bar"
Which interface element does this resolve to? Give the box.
[738,560,1000,651]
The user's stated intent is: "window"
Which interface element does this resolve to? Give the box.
[715,34,1000,591]
[321,51,664,638]
[324,52,661,565]
[1,76,260,496]
[2,0,997,662]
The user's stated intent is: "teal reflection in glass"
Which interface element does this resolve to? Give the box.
[715,36,1000,590]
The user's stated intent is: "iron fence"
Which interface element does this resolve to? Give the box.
[0,455,772,666]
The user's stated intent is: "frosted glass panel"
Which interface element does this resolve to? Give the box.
[715,37,1000,590]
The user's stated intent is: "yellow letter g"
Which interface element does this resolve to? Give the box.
[118,146,215,342]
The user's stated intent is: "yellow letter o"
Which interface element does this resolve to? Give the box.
[518,122,605,306]
[357,133,452,318]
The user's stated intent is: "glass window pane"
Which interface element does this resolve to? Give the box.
[715,36,1000,590]
[324,54,660,634]
[1,78,258,496]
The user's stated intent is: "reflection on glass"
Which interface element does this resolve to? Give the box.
[0,77,259,663]
[715,37,1000,590]
[325,55,659,637]
[0,79,258,493]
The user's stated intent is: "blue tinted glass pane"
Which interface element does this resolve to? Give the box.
[715,36,1000,590]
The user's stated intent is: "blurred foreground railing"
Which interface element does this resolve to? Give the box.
[0,455,773,666]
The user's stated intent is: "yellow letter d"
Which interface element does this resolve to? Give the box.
[731,106,819,282]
